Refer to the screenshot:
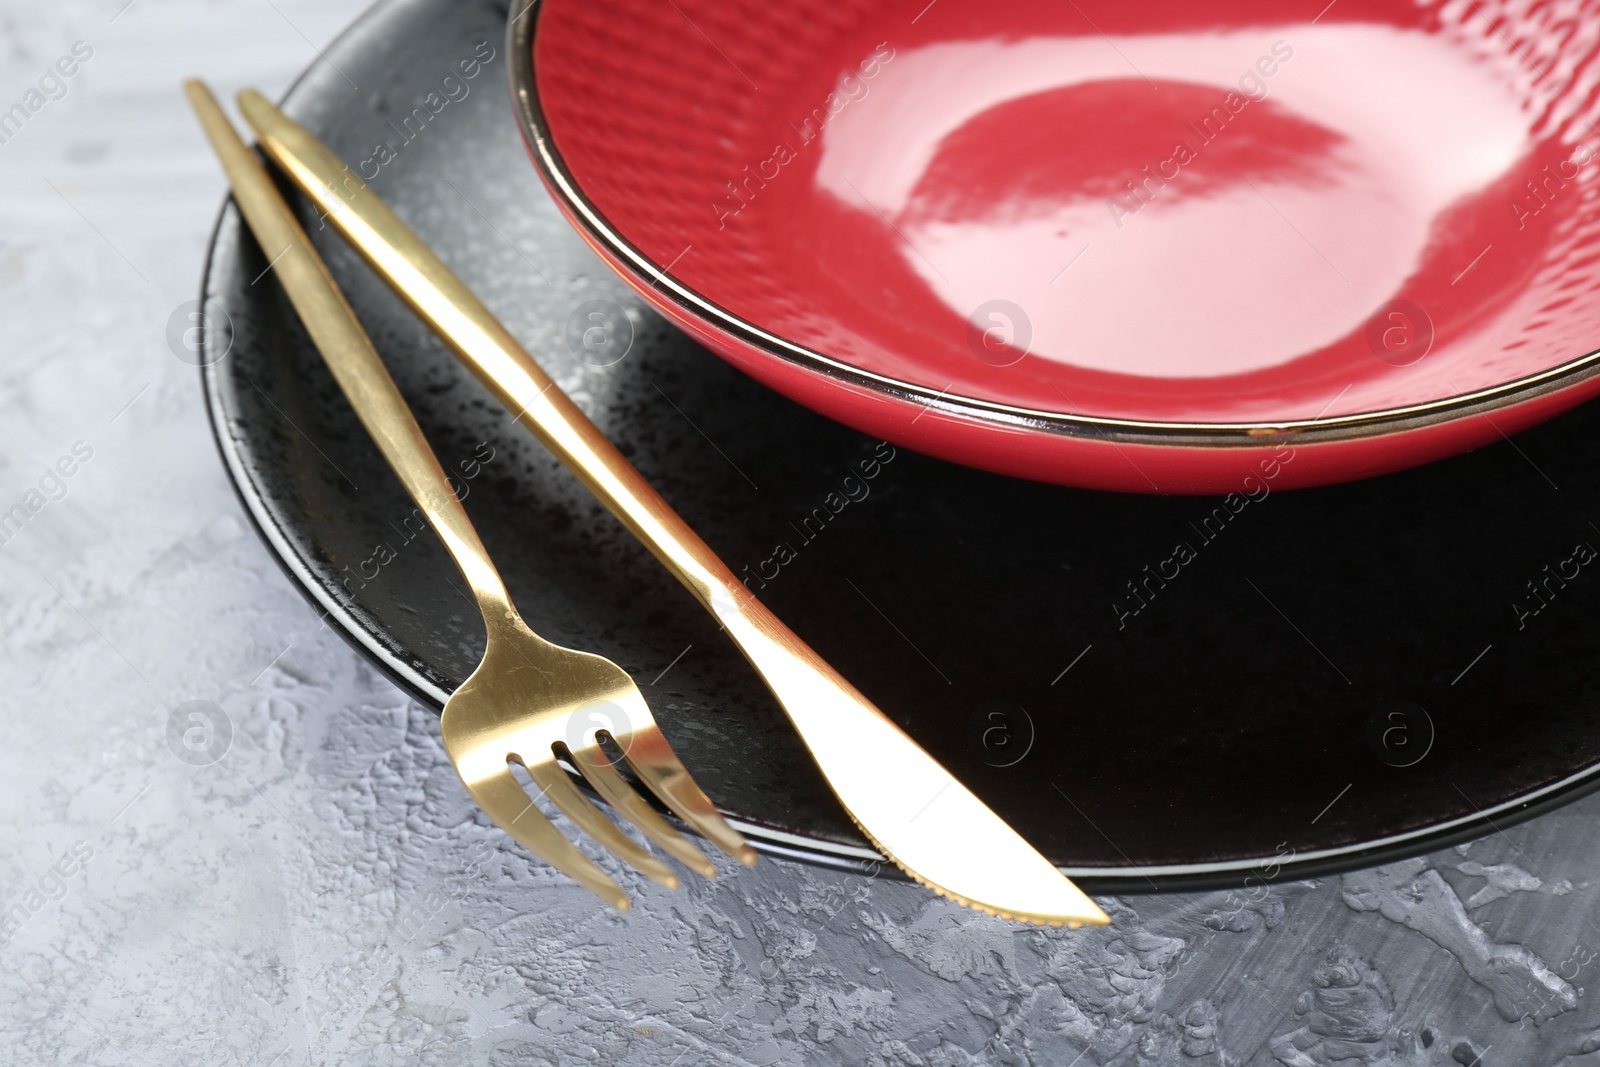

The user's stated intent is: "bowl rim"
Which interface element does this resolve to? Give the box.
[506,1,1600,448]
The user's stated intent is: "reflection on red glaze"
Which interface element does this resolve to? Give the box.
[903,80,1341,223]
[533,0,1600,492]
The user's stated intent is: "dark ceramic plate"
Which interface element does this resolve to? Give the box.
[200,0,1600,891]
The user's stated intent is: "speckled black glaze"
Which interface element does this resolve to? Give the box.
[200,0,1600,890]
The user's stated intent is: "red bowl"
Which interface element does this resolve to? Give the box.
[509,0,1600,493]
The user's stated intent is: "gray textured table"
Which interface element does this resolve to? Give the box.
[1,2,1598,1063]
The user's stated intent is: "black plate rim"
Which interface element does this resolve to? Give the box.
[193,0,1600,892]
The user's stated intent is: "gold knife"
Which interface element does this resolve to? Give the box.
[234,88,1107,927]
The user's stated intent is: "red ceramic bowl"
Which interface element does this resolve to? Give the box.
[509,0,1600,493]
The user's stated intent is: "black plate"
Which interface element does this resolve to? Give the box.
[201,0,1600,892]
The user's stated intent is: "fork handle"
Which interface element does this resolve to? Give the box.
[237,91,849,683]
[186,83,514,622]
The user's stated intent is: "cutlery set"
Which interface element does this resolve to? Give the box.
[185,82,1108,927]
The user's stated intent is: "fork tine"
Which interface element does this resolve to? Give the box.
[615,726,758,866]
[522,759,681,889]
[462,767,630,909]
[566,744,717,878]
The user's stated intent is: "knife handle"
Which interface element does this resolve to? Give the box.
[236,90,840,675]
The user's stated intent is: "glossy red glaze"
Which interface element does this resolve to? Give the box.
[526,0,1600,492]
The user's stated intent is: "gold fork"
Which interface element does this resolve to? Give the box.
[185,81,754,909]
[236,89,1109,926]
